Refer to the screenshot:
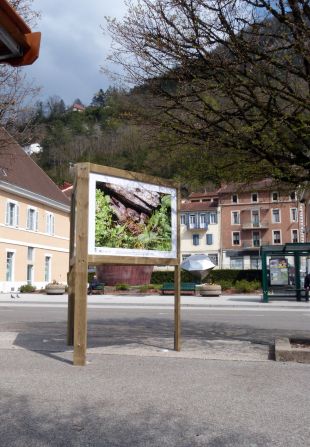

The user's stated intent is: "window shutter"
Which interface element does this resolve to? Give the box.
[16,205,19,227]
[5,202,9,225]
[52,215,55,235]
[26,209,30,229]
[206,234,213,245]
[35,211,38,231]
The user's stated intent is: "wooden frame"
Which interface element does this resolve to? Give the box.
[67,162,181,366]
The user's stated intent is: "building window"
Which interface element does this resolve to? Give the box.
[199,214,207,228]
[6,252,14,281]
[231,211,240,225]
[232,194,238,203]
[292,229,298,243]
[27,247,34,261]
[290,191,296,201]
[230,257,243,269]
[272,209,280,223]
[272,192,279,202]
[251,193,258,203]
[27,265,34,285]
[44,256,51,282]
[208,254,218,265]
[180,214,186,225]
[252,231,260,247]
[206,234,213,245]
[250,257,262,269]
[273,230,281,244]
[209,212,217,224]
[189,214,196,229]
[290,208,298,223]
[46,212,55,235]
[5,201,19,227]
[27,207,38,231]
[252,210,260,226]
[192,234,199,246]
[232,232,240,245]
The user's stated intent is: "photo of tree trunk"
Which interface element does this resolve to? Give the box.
[95,181,172,251]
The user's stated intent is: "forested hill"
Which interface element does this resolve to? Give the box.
[29,87,199,191]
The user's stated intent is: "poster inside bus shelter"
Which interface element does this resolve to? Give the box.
[269,258,289,285]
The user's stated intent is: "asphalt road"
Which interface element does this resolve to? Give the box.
[1,304,309,331]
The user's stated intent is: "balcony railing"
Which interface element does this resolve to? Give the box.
[187,222,208,230]
[241,220,269,229]
[242,241,261,248]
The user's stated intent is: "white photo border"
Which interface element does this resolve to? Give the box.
[88,172,177,258]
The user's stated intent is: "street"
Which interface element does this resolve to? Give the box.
[0,297,310,446]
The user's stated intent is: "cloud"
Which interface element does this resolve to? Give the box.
[24,0,127,105]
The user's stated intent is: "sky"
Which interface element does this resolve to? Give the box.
[24,0,127,107]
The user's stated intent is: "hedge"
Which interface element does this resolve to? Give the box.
[151,269,262,284]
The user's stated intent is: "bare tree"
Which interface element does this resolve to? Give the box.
[105,0,310,185]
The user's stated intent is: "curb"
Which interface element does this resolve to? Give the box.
[275,337,310,363]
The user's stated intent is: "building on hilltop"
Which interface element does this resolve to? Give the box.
[0,129,70,292]
[217,179,304,270]
[180,191,220,267]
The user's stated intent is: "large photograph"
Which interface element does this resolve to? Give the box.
[88,173,177,258]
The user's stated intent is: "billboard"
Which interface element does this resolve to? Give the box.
[88,172,177,259]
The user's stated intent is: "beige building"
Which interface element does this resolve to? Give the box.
[0,130,70,292]
[180,192,221,266]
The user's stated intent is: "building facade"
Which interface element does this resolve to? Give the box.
[0,130,70,292]
[180,192,220,266]
[218,180,304,269]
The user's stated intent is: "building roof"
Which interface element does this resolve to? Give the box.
[0,128,70,207]
[217,178,277,194]
[181,201,218,212]
[188,191,218,199]
[72,103,85,111]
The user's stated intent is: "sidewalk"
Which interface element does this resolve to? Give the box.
[1,291,310,309]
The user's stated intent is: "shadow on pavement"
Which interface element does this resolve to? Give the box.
[4,317,309,364]
[0,390,271,447]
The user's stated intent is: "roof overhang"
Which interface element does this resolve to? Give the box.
[0,0,41,66]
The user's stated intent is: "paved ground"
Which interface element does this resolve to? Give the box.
[0,292,309,363]
[0,293,309,445]
[1,350,310,446]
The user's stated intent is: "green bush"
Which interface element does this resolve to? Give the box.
[19,284,36,293]
[115,283,129,290]
[208,269,262,284]
[151,269,262,285]
[151,270,199,284]
[217,280,234,290]
[234,280,261,293]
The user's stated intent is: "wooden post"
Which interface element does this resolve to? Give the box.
[67,265,75,345]
[67,190,76,346]
[73,164,89,366]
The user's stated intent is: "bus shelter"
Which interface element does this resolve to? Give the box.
[261,243,310,302]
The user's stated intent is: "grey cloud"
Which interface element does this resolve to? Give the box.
[24,0,127,105]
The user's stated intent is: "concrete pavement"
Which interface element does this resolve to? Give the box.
[1,292,310,445]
